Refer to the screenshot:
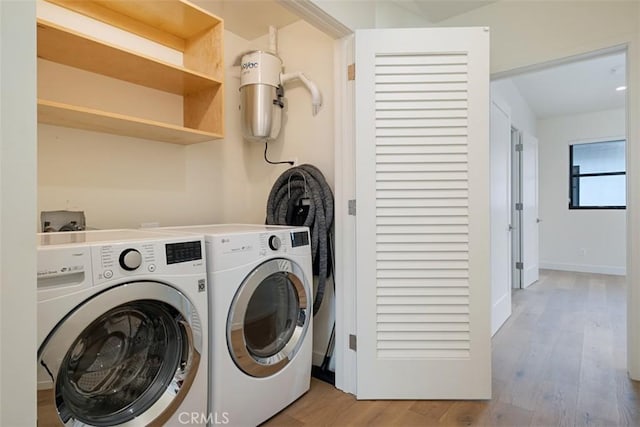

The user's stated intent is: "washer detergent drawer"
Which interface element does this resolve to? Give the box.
[37,282,202,426]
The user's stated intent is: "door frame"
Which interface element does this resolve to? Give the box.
[333,34,357,394]
[520,131,540,287]
[511,127,523,289]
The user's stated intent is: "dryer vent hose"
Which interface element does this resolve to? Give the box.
[266,164,334,316]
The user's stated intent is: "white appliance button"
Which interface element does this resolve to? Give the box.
[148,264,156,272]
[268,235,281,251]
[119,248,142,271]
[104,270,113,279]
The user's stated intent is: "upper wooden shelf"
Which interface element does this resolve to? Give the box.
[44,0,222,51]
[37,0,225,142]
[37,19,221,96]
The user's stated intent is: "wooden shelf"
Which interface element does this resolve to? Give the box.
[36,0,225,142]
[45,0,222,52]
[37,19,221,96]
[38,99,222,145]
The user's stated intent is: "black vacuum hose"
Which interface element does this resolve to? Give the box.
[266,164,334,315]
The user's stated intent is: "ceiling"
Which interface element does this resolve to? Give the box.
[193,0,299,40]
[504,52,627,119]
[391,0,496,23]
[195,0,496,40]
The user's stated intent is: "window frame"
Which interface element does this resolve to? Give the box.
[568,139,626,210]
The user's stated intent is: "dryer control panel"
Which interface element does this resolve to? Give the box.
[209,227,310,272]
[290,230,309,247]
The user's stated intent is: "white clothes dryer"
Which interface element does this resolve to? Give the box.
[37,229,209,426]
[159,224,313,427]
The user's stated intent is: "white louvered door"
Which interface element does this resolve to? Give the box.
[355,28,491,399]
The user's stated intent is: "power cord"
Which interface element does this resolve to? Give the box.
[264,141,294,166]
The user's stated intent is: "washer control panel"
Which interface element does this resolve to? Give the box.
[97,243,156,281]
[92,238,205,284]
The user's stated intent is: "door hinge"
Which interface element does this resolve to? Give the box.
[348,199,356,216]
[349,334,357,351]
[515,143,523,152]
[515,202,523,211]
[516,262,523,270]
[347,63,355,81]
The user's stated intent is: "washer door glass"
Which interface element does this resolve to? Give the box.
[56,301,183,425]
[228,259,310,378]
[38,282,202,427]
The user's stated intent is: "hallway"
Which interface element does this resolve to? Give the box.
[266,270,640,426]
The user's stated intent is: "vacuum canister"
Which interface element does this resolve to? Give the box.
[239,51,284,142]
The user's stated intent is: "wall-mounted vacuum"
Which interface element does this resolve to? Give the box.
[239,49,322,142]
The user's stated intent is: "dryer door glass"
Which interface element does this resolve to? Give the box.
[244,271,298,357]
[228,258,310,378]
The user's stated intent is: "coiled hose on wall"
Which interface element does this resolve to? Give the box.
[266,164,334,316]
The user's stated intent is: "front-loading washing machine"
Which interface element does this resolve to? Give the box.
[158,224,313,427]
[37,229,209,426]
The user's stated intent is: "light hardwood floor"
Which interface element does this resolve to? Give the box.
[264,269,640,426]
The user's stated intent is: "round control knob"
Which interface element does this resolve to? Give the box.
[119,248,142,271]
[268,235,281,251]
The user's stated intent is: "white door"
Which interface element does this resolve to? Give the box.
[355,27,491,399]
[522,132,539,287]
[490,99,512,335]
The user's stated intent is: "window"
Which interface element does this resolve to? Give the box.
[569,140,626,209]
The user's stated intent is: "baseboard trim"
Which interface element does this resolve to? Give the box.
[540,262,626,276]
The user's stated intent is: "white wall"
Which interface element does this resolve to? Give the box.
[1,0,37,424]
[491,79,537,137]
[538,108,626,275]
[38,20,334,229]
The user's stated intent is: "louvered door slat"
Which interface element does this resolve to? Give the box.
[377,100,468,111]
[376,64,468,75]
[375,53,468,66]
[377,287,469,296]
[376,277,469,287]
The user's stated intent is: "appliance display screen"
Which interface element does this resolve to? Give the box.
[165,241,202,264]
[290,231,309,247]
